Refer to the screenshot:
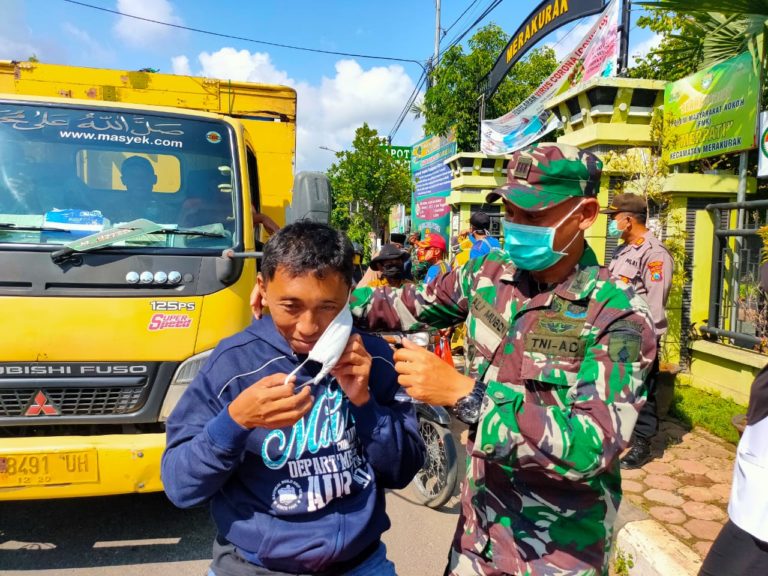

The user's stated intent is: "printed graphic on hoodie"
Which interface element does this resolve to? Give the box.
[261,385,370,513]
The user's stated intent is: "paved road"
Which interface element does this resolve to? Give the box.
[0,426,465,576]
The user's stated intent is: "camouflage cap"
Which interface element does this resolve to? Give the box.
[486,142,602,211]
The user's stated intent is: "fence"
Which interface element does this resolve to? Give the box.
[704,199,768,349]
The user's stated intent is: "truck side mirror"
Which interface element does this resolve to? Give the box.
[285,171,330,225]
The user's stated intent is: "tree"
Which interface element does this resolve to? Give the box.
[628,10,705,80]
[417,24,558,152]
[326,123,412,255]
[636,1,768,73]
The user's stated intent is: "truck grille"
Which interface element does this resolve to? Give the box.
[0,385,148,417]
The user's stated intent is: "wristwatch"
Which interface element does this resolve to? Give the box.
[453,380,488,425]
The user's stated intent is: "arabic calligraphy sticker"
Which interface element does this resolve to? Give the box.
[206,131,222,144]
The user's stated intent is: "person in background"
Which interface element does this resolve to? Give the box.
[418,233,449,285]
[116,155,175,222]
[364,243,410,289]
[699,363,768,576]
[389,233,406,250]
[602,193,673,469]
[390,233,412,280]
[352,242,365,286]
[467,211,501,260]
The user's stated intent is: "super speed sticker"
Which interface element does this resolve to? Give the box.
[148,313,193,331]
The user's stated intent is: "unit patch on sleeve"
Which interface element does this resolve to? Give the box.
[607,330,642,363]
[647,261,663,282]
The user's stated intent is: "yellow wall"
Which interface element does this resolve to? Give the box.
[686,340,766,405]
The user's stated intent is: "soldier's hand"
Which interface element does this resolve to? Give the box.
[228,373,313,429]
[394,338,474,406]
[331,334,371,407]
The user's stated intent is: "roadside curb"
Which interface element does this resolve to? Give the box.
[615,519,703,576]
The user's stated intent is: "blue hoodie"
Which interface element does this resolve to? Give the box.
[162,317,425,574]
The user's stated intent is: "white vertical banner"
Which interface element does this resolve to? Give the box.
[758,111,768,178]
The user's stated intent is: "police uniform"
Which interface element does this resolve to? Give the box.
[350,143,657,575]
[604,195,673,447]
[609,231,673,337]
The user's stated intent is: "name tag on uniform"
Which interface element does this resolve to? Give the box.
[525,333,585,356]
[470,297,508,339]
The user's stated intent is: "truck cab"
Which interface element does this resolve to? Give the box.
[0,62,302,499]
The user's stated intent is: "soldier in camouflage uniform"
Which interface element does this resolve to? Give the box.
[349,143,657,575]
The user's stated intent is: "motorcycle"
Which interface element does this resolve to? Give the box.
[383,332,459,509]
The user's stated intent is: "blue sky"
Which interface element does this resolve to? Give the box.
[2,0,659,170]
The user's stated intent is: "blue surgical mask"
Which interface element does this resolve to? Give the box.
[608,219,623,237]
[501,201,583,271]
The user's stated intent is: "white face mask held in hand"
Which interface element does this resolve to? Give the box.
[285,302,353,388]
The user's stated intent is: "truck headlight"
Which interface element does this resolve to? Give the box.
[159,349,213,421]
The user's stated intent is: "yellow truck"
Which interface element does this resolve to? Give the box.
[0,61,327,499]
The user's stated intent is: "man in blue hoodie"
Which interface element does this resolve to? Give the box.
[162,221,425,576]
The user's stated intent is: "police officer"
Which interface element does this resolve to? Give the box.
[602,193,673,469]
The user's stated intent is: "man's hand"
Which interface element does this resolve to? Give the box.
[394,338,474,406]
[331,334,371,407]
[250,283,264,319]
[228,373,313,429]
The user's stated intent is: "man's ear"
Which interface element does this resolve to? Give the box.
[578,198,600,230]
[251,274,267,317]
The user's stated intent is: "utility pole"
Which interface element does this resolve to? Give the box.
[618,0,631,76]
[434,0,441,68]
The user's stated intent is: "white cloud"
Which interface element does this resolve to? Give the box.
[630,33,663,66]
[170,55,191,76]
[195,48,293,86]
[114,0,183,47]
[172,48,423,171]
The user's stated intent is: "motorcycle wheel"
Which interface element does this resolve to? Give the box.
[410,418,458,508]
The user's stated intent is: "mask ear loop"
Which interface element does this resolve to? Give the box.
[553,199,587,256]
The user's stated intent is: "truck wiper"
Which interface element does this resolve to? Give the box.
[51,219,165,264]
[50,220,226,264]
[0,223,72,233]
[150,228,226,238]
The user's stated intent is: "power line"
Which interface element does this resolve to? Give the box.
[442,0,504,53]
[62,0,428,73]
[442,0,483,39]
[388,0,506,142]
[388,69,427,141]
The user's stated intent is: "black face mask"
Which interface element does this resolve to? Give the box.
[381,262,405,281]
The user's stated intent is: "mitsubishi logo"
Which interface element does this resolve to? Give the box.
[25,391,59,416]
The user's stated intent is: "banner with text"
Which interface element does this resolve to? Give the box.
[758,112,768,178]
[410,130,457,242]
[664,51,759,165]
[480,0,618,155]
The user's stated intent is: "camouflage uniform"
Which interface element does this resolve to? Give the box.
[350,143,657,575]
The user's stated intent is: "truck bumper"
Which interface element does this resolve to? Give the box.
[0,433,165,500]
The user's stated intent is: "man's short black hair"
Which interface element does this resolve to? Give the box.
[631,212,647,225]
[261,220,354,285]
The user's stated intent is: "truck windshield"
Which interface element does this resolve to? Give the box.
[0,102,238,250]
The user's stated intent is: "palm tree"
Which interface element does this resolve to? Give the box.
[639,1,768,69]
